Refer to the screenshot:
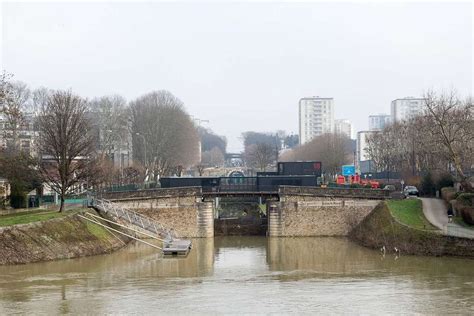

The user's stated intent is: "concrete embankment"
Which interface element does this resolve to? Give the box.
[0,211,129,265]
[349,202,474,257]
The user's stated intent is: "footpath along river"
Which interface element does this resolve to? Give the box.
[0,237,473,314]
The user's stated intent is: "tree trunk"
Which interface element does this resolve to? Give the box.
[453,157,473,192]
[59,196,64,212]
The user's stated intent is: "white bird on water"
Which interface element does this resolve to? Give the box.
[380,246,386,254]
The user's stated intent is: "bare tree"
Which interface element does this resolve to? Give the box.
[37,90,96,212]
[202,146,225,167]
[244,143,276,171]
[280,133,352,177]
[422,90,474,192]
[0,80,31,152]
[196,164,206,176]
[89,95,128,157]
[365,128,401,179]
[129,90,199,180]
[31,87,51,114]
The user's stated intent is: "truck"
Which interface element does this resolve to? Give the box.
[277,161,322,177]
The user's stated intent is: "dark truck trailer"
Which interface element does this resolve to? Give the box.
[160,177,220,191]
[257,175,318,192]
[277,161,322,177]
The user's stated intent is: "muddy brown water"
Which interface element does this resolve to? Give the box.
[0,237,473,314]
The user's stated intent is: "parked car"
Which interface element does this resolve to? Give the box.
[404,185,419,197]
[383,185,396,191]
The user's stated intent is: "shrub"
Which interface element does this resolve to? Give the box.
[460,206,474,225]
[420,172,435,196]
[457,193,474,206]
[10,189,27,209]
[436,173,454,190]
[441,187,456,202]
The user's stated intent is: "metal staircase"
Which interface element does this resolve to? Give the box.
[91,198,178,241]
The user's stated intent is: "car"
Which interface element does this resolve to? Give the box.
[404,185,419,197]
[383,185,396,191]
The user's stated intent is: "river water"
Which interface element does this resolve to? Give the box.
[0,237,473,315]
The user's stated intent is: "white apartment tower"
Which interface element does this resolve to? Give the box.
[334,119,353,139]
[299,97,334,145]
[391,97,425,122]
[369,114,391,131]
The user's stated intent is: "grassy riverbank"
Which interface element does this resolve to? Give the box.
[0,209,76,227]
[386,199,437,230]
[0,210,129,265]
[349,201,474,257]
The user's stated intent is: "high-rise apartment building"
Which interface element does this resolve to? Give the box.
[334,119,353,139]
[298,97,334,145]
[391,97,425,122]
[369,114,391,131]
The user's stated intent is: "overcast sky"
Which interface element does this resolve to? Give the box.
[1,1,472,152]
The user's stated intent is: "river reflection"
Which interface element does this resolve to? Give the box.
[0,237,473,314]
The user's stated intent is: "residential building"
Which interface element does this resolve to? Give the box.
[391,97,425,122]
[88,111,133,170]
[0,112,39,156]
[356,130,377,173]
[334,119,353,139]
[298,96,334,145]
[369,114,391,131]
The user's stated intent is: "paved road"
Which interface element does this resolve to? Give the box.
[420,198,448,230]
[420,197,474,238]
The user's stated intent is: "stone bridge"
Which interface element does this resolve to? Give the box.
[97,186,390,238]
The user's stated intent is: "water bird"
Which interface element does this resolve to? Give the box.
[394,247,400,255]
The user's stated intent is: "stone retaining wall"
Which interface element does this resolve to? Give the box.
[112,196,213,238]
[268,195,381,237]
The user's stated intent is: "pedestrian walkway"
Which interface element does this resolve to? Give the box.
[420,197,474,239]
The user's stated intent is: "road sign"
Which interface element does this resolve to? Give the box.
[342,165,356,176]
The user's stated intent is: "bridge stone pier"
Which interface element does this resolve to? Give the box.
[98,186,389,238]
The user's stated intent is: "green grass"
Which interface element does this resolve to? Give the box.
[84,219,111,240]
[0,209,72,227]
[386,199,437,230]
